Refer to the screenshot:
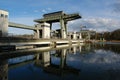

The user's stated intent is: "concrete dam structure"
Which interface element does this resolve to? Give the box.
[0,9,92,51]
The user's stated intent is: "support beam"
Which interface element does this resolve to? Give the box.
[49,23,52,38]
[60,18,66,39]
[64,21,67,37]
[9,22,35,30]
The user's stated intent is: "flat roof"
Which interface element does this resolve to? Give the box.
[0,9,9,15]
[34,11,81,23]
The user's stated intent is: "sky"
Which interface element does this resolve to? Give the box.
[0,0,120,34]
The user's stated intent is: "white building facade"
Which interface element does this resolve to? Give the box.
[0,10,8,37]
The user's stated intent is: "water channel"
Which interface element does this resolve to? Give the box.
[0,42,120,80]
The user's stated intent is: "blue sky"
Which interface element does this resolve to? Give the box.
[0,0,120,34]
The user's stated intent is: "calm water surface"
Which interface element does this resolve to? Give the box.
[0,43,120,80]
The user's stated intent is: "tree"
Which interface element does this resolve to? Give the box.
[103,32,111,40]
[111,29,120,40]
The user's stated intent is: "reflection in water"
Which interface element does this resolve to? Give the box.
[93,43,120,54]
[0,43,120,80]
[34,49,80,76]
[69,46,77,54]
[35,52,50,67]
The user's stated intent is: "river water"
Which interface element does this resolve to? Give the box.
[0,43,120,80]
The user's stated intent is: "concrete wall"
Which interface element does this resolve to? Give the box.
[68,32,77,40]
[35,23,50,39]
[42,24,50,39]
[0,10,8,37]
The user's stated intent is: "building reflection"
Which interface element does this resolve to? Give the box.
[0,59,8,80]
[0,44,93,80]
[68,44,92,54]
[34,49,80,76]
[69,46,77,54]
[35,52,50,67]
[79,43,93,54]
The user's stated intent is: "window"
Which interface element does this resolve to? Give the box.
[1,14,4,17]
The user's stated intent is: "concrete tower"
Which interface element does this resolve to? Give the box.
[0,10,8,37]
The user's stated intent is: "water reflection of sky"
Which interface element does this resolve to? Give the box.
[67,48,120,73]
[68,49,120,64]
[6,43,120,80]
[9,55,34,64]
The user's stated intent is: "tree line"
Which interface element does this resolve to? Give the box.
[91,29,120,40]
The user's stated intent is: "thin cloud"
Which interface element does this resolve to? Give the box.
[41,8,52,13]
[68,18,120,32]
[42,9,47,13]
[47,8,52,11]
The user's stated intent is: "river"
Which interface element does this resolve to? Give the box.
[0,43,120,80]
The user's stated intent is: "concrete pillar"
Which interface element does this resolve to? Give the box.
[0,10,9,37]
[0,60,8,80]
[60,18,66,39]
[64,21,67,37]
[34,23,50,39]
[41,23,50,39]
